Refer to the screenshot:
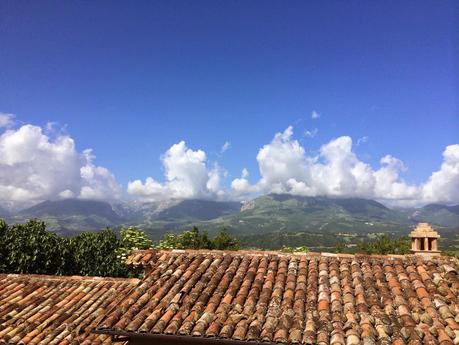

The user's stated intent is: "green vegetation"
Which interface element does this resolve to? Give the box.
[0,219,68,274]
[1,215,456,278]
[0,219,239,277]
[158,226,239,250]
[116,226,154,263]
[7,197,459,244]
[355,235,411,255]
[67,228,127,276]
[280,245,309,253]
[0,219,132,276]
[212,229,239,250]
[238,231,340,249]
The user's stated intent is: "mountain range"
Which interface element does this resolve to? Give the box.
[4,195,459,240]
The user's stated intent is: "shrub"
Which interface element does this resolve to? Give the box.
[357,235,410,255]
[0,219,154,277]
[158,226,239,250]
[0,220,68,274]
[280,245,309,253]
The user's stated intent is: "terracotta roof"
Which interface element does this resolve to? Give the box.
[1,250,458,345]
[0,273,139,345]
[97,249,459,344]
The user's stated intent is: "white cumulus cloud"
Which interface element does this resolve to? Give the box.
[221,141,231,154]
[0,123,122,209]
[356,136,369,146]
[231,168,258,196]
[421,144,459,204]
[127,141,225,201]
[304,128,318,138]
[311,110,320,119]
[3,119,457,208]
[79,149,122,200]
[231,126,459,206]
[0,113,15,128]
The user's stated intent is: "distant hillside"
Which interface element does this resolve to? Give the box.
[13,199,122,235]
[4,195,459,240]
[19,199,119,219]
[195,194,413,236]
[155,199,240,221]
[408,203,459,228]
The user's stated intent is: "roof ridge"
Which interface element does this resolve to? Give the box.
[128,248,456,261]
[0,273,141,283]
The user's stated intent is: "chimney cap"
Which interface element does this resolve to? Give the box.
[409,223,440,238]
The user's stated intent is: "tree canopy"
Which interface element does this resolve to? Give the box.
[0,220,240,277]
[158,226,239,251]
[356,235,411,255]
[0,220,130,276]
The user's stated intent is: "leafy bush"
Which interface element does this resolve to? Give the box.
[0,219,243,276]
[116,226,154,265]
[357,235,411,255]
[0,219,154,277]
[158,226,212,250]
[0,219,8,272]
[238,231,339,250]
[0,219,242,277]
[120,226,153,249]
[280,245,309,253]
[212,229,239,250]
[0,220,68,274]
[158,226,239,250]
[69,229,127,276]
[334,242,346,253]
[441,250,459,259]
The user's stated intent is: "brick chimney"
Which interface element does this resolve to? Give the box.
[409,223,440,257]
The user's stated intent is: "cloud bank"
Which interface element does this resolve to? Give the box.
[127,141,225,201]
[0,124,121,209]
[0,113,15,128]
[0,118,457,208]
[231,126,459,206]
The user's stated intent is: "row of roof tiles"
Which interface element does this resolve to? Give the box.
[0,274,139,344]
[102,250,459,345]
[1,250,458,345]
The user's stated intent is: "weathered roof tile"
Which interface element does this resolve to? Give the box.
[95,250,459,344]
[0,274,139,344]
[2,250,458,344]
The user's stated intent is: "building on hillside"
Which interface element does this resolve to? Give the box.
[1,249,458,344]
[410,223,441,257]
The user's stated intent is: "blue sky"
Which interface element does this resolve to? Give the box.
[0,1,458,207]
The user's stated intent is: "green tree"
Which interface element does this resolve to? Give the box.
[157,233,182,250]
[0,220,150,277]
[358,235,410,255]
[158,226,213,250]
[0,219,9,272]
[0,219,68,274]
[335,242,346,253]
[69,228,127,277]
[157,226,240,250]
[120,226,153,249]
[117,226,153,264]
[0,218,7,237]
[212,229,239,250]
